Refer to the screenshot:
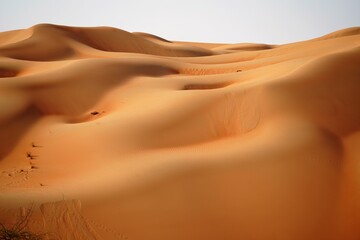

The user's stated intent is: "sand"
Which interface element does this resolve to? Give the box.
[0,24,359,240]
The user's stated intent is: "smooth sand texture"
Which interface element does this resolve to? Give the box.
[0,24,359,240]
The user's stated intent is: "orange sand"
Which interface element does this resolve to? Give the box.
[0,24,360,240]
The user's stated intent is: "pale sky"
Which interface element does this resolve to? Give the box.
[0,0,359,44]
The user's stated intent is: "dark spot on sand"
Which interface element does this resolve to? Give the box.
[31,142,42,148]
[26,152,37,160]
[91,111,99,115]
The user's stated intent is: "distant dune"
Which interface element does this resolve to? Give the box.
[0,24,359,240]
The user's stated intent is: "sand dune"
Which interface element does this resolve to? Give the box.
[0,24,359,240]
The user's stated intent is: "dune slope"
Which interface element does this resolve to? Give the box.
[0,25,360,240]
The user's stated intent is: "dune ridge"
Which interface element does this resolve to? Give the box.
[0,25,360,240]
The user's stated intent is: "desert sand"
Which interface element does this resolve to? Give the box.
[0,24,359,240]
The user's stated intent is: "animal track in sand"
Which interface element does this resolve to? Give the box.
[26,152,38,160]
[31,142,43,148]
[26,141,44,170]
[1,168,32,187]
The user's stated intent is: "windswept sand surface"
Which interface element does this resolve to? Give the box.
[0,24,360,240]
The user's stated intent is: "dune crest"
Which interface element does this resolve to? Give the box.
[0,25,360,240]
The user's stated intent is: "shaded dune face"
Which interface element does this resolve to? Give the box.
[0,25,359,240]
